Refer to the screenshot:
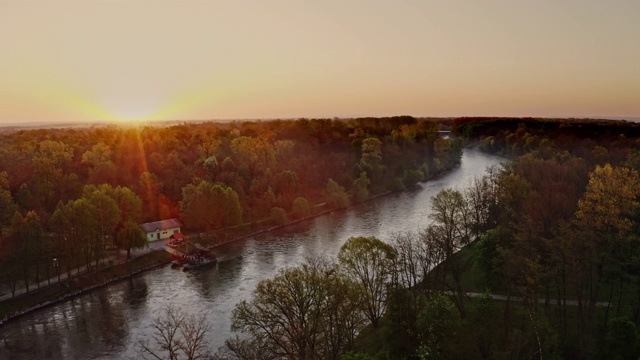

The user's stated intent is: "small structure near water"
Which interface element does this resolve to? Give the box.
[139,218,183,242]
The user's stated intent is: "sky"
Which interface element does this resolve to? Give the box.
[0,0,639,124]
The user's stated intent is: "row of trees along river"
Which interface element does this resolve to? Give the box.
[0,117,461,297]
[0,117,465,358]
[4,117,640,359]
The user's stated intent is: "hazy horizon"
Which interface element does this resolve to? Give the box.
[1,1,639,124]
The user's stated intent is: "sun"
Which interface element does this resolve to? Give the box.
[106,104,162,123]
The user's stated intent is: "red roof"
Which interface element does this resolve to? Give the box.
[170,233,185,240]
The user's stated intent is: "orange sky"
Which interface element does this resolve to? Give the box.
[1,0,639,123]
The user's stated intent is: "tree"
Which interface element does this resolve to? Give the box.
[291,197,311,220]
[10,211,44,293]
[85,189,120,265]
[430,188,472,313]
[359,138,384,191]
[326,179,350,209]
[569,164,640,351]
[139,305,212,360]
[0,171,17,242]
[353,172,370,203]
[416,294,461,360]
[269,207,288,226]
[338,236,396,327]
[180,181,243,232]
[391,231,442,291]
[117,221,147,260]
[230,260,364,360]
[603,317,640,360]
[464,169,500,242]
[82,142,116,184]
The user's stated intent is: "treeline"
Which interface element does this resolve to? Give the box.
[210,118,640,360]
[0,117,461,296]
[452,117,640,163]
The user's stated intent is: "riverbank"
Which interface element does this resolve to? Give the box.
[0,187,411,327]
[0,250,171,326]
[0,151,465,329]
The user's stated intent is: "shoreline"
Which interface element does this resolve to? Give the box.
[0,251,171,326]
[0,155,467,327]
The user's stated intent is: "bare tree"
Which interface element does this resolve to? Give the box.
[139,305,213,360]
[391,230,444,293]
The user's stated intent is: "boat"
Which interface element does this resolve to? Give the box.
[170,259,184,268]
[182,256,217,270]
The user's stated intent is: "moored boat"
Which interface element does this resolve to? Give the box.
[182,257,217,270]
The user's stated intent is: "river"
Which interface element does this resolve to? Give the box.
[0,148,505,360]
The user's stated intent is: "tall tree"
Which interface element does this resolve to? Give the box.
[338,236,397,327]
[326,179,350,209]
[85,189,120,265]
[116,221,147,260]
[430,188,472,313]
[0,171,17,242]
[569,164,640,352]
[231,260,364,360]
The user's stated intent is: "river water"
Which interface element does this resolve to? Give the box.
[0,148,505,360]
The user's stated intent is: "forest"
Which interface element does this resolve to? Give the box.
[0,116,461,298]
[3,117,640,359]
[201,118,640,360]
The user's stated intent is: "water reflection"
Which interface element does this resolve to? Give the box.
[0,148,505,360]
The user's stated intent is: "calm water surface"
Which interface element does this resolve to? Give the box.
[0,148,505,359]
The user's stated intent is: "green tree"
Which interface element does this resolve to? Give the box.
[231,260,364,360]
[116,221,147,260]
[269,207,288,226]
[338,236,396,327]
[416,294,461,360]
[353,172,370,203]
[82,142,116,184]
[569,164,640,351]
[359,137,384,191]
[10,211,44,293]
[326,179,350,209]
[180,181,243,232]
[430,188,471,313]
[603,317,640,360]
[291,197,311,220]
[0,171,17,242]
[85,189,120,265]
